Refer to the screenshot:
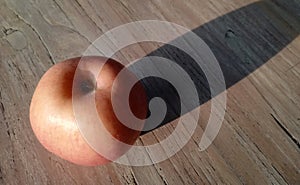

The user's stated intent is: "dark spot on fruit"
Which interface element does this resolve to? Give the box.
[80,79,95,94]
[73,68,96,95]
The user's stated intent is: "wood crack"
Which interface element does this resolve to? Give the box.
[0,102,4,115]
[6,6,56,65]
[52,0,76,28]
[130,171,139,185]
[271,164,288,185]
[73,0,104,33]
[270,113,300,149]
[151,132,187,184]
[52,159,78,185]
[3,28,18,36]
[248,77,300,152]
[155,167,168,185]
[0,166,3,181]
[138,138,169,185]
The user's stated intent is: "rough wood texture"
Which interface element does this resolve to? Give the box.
[0,0,299,184]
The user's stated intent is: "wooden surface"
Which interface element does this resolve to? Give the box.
[0,0,300,184]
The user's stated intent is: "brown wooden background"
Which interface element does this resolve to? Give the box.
[0,0,299,184]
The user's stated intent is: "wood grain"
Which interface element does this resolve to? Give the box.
[0,0,299,184]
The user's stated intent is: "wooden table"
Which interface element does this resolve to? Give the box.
[0,0,299,184]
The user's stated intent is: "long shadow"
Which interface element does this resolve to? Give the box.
[128,0,300,135]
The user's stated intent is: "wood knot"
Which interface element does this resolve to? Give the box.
[225,29,236,38]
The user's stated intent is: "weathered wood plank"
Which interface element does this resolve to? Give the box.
[0,0,299,184]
